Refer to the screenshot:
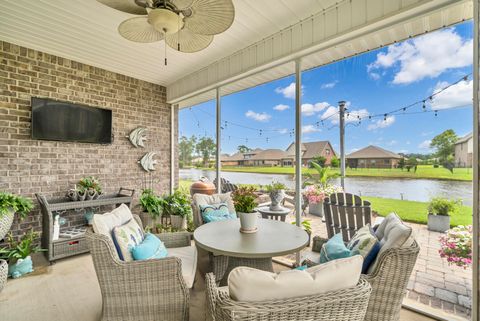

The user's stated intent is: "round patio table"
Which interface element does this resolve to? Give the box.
[193,218,309,285]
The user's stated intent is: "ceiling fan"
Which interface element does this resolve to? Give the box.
[97,0,235,65]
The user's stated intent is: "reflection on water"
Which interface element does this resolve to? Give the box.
[180,168,473,206]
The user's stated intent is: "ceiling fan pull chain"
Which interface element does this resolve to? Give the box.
[177,14,181,52]
[163,29,167,65]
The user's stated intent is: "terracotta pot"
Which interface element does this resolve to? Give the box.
[190,177,216,196]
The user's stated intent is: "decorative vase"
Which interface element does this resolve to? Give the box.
[308,202,324,217]
[94,191,103,200]
[427,214,450,233]
[0,259,7,293]
[269,190,285,211]
[238,212,258,233]
[139,211,162,232]
[170,215,187,230]
[0,208,14,241]
[86,189,97,200]
[67,189,78,201]
[8,256,33,279]
[77,190,86,201]
[84,209,94,226]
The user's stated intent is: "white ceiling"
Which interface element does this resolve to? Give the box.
[0,0,338,86]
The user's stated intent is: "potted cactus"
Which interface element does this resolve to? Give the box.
[232,186,259,233]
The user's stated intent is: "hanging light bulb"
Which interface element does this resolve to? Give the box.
[383,114,387,121]
[422,100,426,111]
[402,107,406,112]
[259,129,262,136]
[434,110,438,117]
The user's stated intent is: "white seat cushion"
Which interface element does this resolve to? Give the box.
[92,203,133,236]
[168,246,198,289]
[228,255,363,302]
[368,212,414,273]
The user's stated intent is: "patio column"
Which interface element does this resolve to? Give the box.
[295,59,302,265]
[473,1,479,319]
[216,87,222,193]
[339,101,346,190]
[170,104,177,194]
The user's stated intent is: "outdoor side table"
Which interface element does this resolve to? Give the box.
[193,218,309,285]
[256,206,291,222]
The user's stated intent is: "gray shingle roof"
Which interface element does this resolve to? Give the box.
[346,145,402,159]
[285,141,335,158]
[250,149,289,160]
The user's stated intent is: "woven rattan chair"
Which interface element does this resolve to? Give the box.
[206,273,372,321]
[86,215,192,321]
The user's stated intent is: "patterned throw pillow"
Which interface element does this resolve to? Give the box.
[112,219,144,261]
[319,233,351,263]
[347,225,381,273]
[131,233,168,260]
[200,203,236,223]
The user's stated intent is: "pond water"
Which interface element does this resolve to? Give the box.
[180,168,473,206]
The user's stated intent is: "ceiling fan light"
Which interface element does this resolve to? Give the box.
[148,8,183,34]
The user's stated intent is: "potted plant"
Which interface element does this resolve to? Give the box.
[265,181,287,211]
[232,186,259,233]
[139,189,164,230]
[303,162,342,217]
[0,230,45,279]
[438,225,472,268]
[291,219,312,246]
[427,197,461,232]
[163,190,191,231]
[78,176,102,200]
[0,192,34,241]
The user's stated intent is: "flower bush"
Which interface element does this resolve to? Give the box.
[438,225,472,268]
[303,184,343,204]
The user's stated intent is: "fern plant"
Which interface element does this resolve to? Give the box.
[0,230,45,263]
[0,192,34,220]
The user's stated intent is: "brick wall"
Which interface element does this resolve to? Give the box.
[0,41,177,241]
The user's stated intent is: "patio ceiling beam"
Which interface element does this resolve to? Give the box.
[167,0,471,106]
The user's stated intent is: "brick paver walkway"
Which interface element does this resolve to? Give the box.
[280,211,472,320]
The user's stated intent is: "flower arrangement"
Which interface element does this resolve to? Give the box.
[438,225,472,268]
[303,184,343,204]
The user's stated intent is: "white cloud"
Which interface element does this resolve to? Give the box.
[349,148,359,153]
[418,140,432,150]
[369,72,381,80]
[275,82,303,99]
[430,79,472,110]
[321,81,338,89]
[368,28,472,84]
[278,128,288,134]
[320,105,370,125]
[386,140,397,146]
[398,149,409,154]
[302,102,330,116]
[273,104,290,111]
[245,110,271,122]
[302,125,320,134]
[367,115,395,130]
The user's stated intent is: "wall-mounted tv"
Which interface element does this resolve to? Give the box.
[31,97,112,144]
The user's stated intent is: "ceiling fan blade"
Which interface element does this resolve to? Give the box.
[170,0,194,10]
[97,0,148,15]
[166,29,213,53]
[184,0,234,36]
[118,17,164,43]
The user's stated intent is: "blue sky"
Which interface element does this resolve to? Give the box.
[179,21,473,155]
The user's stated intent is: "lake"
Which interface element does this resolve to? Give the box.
[180,168,473,206]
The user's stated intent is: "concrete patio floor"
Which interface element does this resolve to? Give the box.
[282,212,472,320]
[0,253,437,321]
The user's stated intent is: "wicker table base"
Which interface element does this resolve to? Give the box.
[219,257,274,286]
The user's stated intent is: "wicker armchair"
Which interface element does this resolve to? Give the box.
[305,239,419,321]
[206,273,372,321]
[86,215,192,321]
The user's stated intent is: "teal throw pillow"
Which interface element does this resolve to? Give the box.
[347,225,381,273]
[319,233,351,263]
[131,233,168,261]
[200,203,236,223]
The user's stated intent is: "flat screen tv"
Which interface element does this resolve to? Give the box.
[31,97,112,144]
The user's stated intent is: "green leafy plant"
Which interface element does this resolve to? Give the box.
[0,192,34,220]
[78,176,102,194]
[139,189,164,219]
[0,230,45,263]
[163,189,192,218]
[292,219,312,234]
[232,186,258,213]
[264,181,286,192]
[428,197,461,216]
[304,162,340,188]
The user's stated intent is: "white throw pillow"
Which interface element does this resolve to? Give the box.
[228,255,363,302]
[112,218,144,261]
[92,203,133,236]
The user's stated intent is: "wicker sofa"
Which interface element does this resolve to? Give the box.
[206,273,372,321]
[86,214,194,321]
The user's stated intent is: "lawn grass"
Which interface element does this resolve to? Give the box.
[203,165,472,181]
[366,196,473,227]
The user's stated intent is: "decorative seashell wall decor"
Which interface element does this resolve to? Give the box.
[127,127,147,148]
[139,152,157,172]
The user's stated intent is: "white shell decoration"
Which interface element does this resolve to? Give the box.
[139,152,157,172]
[127,127,147,148]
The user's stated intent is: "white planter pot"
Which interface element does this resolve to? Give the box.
[269,190,285,211]
[427,214,450,233]
[0,208,14,241]
[170,215,187,230]
[308,202,324,217]
[238,212,258,233]
[0,259,7,293]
